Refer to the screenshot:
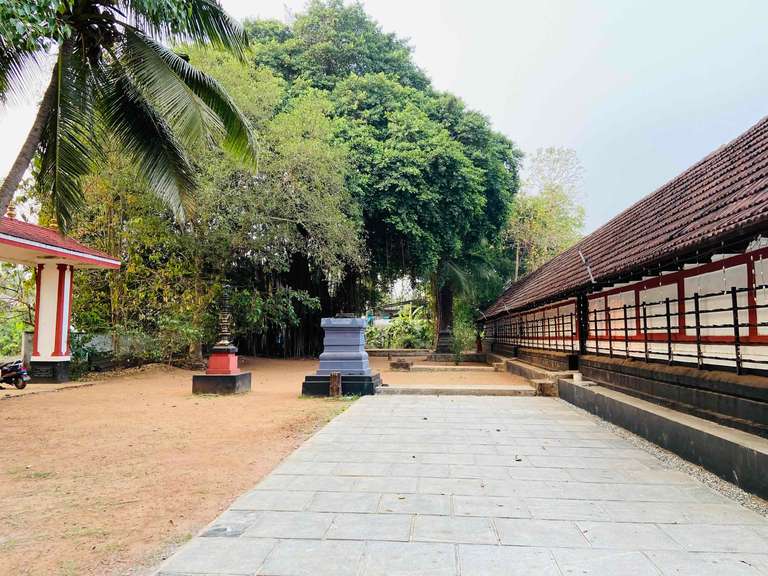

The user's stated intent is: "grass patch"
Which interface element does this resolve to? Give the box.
[63,526,110,540]
[28,470,55,480]
[59,560,79,576]
[6,467,56,480]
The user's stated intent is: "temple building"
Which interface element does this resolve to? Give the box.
[483,115,768,439]
[0,212,120,381]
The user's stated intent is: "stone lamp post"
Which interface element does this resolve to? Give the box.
[193,286,251,394]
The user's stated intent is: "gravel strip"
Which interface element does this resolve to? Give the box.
[561,399,768,518]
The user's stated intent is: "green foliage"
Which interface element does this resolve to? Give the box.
[230,287,320,343]
[451,297,478,360]
[65,44,364,361]
[364,325,387,349]
[2,0,254,229]
[68,332,103,378]
[0,0,73,51]
[333,74,519,282]
[0,264,34,356]
[245,0,428,91]
[157,312,203,364]
[505,148,585,281]
[365,305,432,349]
[242,0,521,287]
[0,318,25,356]
[52,0,527,363]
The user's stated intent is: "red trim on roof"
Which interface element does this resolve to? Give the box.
[486,115,768,318]
[0,217,120,268]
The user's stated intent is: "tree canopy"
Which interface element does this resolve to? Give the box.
[505,147,585,281]
[7,0,539,361]
[0,0,255,227]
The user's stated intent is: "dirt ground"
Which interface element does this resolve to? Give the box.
[0,358,351,576]
[377,357,530,387]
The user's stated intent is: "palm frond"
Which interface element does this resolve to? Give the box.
[0,39,43,104]
[37,44,98,229]
[122,30,257,168]
[98,63,196,221]
[444,260,472,296]
[121,30,223,150]
[122,0,248,60]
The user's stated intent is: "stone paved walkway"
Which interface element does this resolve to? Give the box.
[155,396,768,576]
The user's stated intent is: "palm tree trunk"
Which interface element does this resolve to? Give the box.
[0,62,58,216]
[514,242,520,282]
[435,281,454,353]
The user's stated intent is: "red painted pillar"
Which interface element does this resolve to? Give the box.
[65,265,74,355]
[52,264,68,357]
[32,264,42,357]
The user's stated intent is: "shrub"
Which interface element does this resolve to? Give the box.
[365,305,433,349]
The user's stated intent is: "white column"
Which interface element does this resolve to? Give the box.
[32,262,72,362]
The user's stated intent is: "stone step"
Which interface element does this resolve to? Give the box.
[558,378,768,500]
[410,365,495,373]
[377,383,535,396]
[598,380,768,438]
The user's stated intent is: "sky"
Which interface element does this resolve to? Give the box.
[2,0,767,232]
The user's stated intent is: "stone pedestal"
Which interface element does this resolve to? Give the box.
[193,345,251,395]
[316,317,371,375]
[435,329,454,353]
[29,360,69,383]
[192,371,251,395]
[303,317,381,396]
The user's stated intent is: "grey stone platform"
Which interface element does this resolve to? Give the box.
[154,396,768,576]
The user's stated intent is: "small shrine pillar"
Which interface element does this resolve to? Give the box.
[0,208,120,382]
[31,262,75,380]
[192,286,251,394]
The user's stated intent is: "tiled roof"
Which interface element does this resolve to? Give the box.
[486,115,768,318]
[0,217,120,266]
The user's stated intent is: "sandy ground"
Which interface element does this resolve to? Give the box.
[0,355,528,576]
[374,357,530,387]
[0,358,350,576]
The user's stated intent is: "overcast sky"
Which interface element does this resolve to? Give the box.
[2,0,767,232]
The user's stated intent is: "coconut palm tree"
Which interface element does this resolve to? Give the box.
[0,0,255,229]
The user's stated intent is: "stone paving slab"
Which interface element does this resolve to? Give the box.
[154,395,768,576]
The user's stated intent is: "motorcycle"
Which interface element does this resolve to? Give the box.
[1,360,31,390]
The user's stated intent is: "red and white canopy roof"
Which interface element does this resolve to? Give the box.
[0,217,120,269]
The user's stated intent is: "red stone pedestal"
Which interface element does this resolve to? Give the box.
[206,350,240,375]
[193,346,251,395]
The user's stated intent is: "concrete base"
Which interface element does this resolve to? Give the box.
[302,373,381,396]
[411,365,495,373]
[502,358,576,396]
[558,378,768,500]
[389,359,413,371]
[579,354,768,437]
[378,383,535,396]
[483,339,517,358]
[192,372,251,395]
[435,330,453,353]
[366,348,430,357]
[425,352,487,363]
[29,360,70,383]
[517,347,579,371]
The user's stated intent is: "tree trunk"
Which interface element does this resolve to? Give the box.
[514,241,520,282]
[435,281,454,353]
[0,61,59,216]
